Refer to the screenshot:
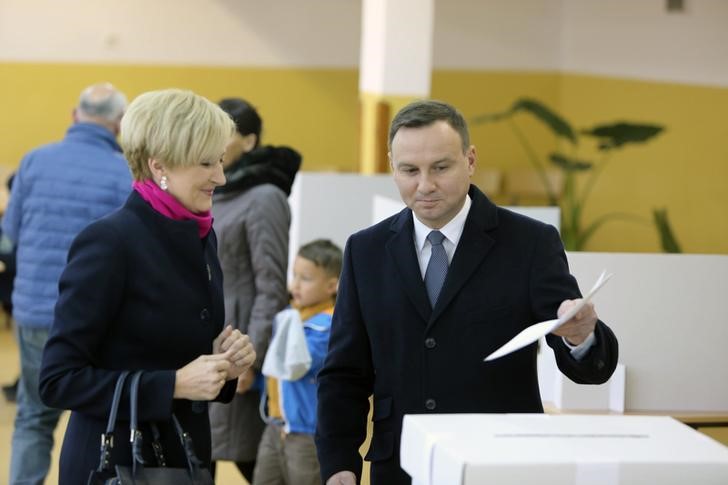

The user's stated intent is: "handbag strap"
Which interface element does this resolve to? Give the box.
[129,370,206,478]
[96,370,131,473]
[171,413,204,476]
[128,370,146,471]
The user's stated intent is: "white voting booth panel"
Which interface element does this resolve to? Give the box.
[538,350,626,412]
[401,414,728,485]
[565,252,728,413]
[288,173,401,277]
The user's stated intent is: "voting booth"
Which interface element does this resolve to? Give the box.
[400,414,728,485]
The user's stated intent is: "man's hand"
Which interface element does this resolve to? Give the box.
[552,299,598,346]
[326,471,357,485]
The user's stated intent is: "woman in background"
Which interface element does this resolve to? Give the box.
[39,89,255,484]
[209,98,301,482]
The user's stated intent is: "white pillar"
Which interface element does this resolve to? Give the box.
[358,0,435,173]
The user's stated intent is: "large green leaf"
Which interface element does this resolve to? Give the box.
[510,98,577,144]
[549,153,592,172]
[652,207,682,253]
[581,122,664,150]
[472,98,577,145]
[471,109,512,124]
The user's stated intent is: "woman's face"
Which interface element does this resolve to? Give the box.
[164,155,226,213]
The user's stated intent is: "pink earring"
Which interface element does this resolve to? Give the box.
[160,176,168,191]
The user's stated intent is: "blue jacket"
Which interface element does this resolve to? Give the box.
[2,123,131,328]
[266,308,332,435]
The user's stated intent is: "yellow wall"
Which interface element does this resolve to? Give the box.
[0,62,360,173]
[432,70,728,254]
[1,62,727,254]
[559,74,728,254]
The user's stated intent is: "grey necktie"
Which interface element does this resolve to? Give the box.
[424,230,448,307]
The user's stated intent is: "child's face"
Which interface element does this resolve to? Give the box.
[290,256,338,308]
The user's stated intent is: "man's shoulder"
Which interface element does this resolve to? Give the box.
[495,205,547,224]
[352,208,409,241]
[341,212,399,257]
[21,137,123,169]
[19,140,66,166]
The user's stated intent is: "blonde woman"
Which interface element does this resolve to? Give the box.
[39,89,256,484]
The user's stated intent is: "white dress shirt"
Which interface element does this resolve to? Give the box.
[412,195,471,277]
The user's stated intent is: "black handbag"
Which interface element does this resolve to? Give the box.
[88,371,214,485]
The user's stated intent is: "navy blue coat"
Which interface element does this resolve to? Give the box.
[315,185,619,485]
[40,191,235,484]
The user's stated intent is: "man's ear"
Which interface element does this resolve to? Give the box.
[466,145,477,175]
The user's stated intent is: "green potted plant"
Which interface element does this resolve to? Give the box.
[473,98,679,252]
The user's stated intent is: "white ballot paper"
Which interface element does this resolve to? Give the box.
[484,270,613,362]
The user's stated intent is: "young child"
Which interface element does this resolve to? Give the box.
[255,239,342,485]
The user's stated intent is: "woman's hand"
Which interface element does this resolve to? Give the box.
[174,354,231,400]
[213,325,256,381]
[236,369,255,394]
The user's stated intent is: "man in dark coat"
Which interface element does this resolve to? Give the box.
[315,100,619,485]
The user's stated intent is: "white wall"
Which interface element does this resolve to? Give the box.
[0,0,362,67]
[2,0,727,86]
[432,0,565,71]
[433,0,728,87]
[561,0,728,87]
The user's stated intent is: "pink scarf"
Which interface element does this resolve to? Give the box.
[132,179,212,238]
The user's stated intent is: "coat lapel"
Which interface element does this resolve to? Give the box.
[385,209,432,323]
[429,186,498,324]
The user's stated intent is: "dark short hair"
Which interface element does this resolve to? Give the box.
[297,239,342,278]
[218,97,262,148]
[388,99,470,153]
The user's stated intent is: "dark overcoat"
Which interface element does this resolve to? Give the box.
[39,191,236,484]
[315,185,619,485]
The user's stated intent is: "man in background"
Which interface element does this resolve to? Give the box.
[3,83,132,485]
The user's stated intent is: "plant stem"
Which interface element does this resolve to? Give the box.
[563,170,579,250]
[578,152,611,214]
[507,119,558,205]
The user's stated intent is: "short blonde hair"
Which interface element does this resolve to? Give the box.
[120,89,235,181]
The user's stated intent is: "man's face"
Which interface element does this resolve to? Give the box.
[390,120,475,229]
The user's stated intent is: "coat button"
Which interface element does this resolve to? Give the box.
[425,338,436,349]
[425,398,436,410]
[200,308,210,321]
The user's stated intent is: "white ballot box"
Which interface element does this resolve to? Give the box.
[400,414,728,485]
